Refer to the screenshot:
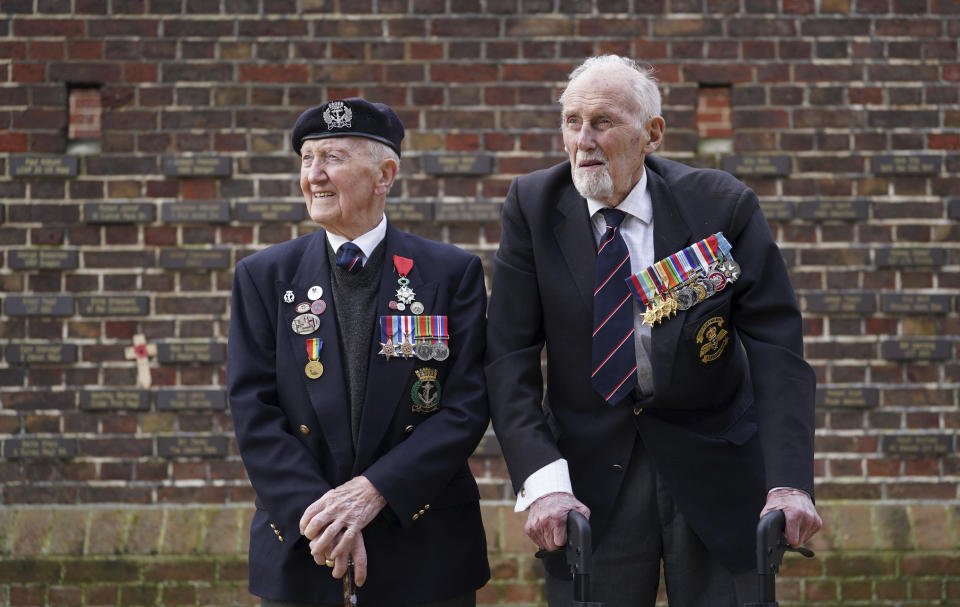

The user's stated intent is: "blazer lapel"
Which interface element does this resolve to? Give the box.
[553,184,596,313]
[353,226,438,473]
[279,230,355,470]
[647,164,694,393]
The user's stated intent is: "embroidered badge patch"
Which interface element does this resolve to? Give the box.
[696,316,730,363]
[410,367,441,413]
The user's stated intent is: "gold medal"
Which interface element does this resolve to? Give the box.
[305,360,324,379]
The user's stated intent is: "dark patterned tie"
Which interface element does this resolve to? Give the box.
[335,242,363,274]
[591,208,637,405]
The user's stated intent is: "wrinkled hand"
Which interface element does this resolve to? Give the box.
[759,487,822,548]
[525,492,591,553]
[298,475,387,586]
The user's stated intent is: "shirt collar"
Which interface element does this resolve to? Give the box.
[325,214,387,262]
[585,167,652,225]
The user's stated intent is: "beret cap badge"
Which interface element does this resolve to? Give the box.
[323,100,352,130]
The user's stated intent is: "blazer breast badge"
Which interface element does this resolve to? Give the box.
[410,367,441,413]
[626,232,741,326]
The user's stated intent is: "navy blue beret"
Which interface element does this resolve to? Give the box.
[291,98,404,157]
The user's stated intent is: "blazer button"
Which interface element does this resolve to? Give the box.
[412,513,420,521]
[611,464,624,472]
[634,407,643,416]
[404,425,415,434]
[299,425,310,435]
[424,504,430,510]
[269,523,276,529]
[278,535,284,542]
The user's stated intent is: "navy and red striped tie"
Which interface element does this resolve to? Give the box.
[335,242,363,274]
[591,208,637,405]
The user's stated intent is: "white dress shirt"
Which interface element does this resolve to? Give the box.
[325,214,388,265]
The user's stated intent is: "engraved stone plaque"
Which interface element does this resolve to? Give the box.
[881,294,951,315]
[6,343,78,364]
[5,296,74,316]
[881,434,954,457]
[386,202,434,222]
[3,438,78,459]
[84,203,156,223]
[9,250,79,270]
[157,389,227,411]
[423,154,494,176]
[875,248,945,268]
[949,198,960,220]
[157,435,230,458]
[758,200,795,221]
[804,293,876,314]
[881,339,951,360]
[157,342,226,364]
[11,155,78,178]
[815,388,879,409]
[235,202,307,222]
[873,155,941,176]
[798,200,869,221]
[163,155,231,177]
[80,390,151,411]
[159,249,230,269]
[161,201,230,223]
[722,155,790,177]
[78,296,150,316]
[434,202,503,222]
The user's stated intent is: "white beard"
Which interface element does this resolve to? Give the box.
[572,151,614,202]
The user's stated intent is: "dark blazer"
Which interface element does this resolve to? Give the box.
[228,222,490,605]
[485,155,816,573]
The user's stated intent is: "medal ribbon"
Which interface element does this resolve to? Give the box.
[393,255,413,277]
[412,315,449,344]
[305,338,322,361]
[625,232,732,307]
[381,315,416,345]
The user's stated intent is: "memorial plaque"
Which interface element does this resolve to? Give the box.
[881,294,951,315]
[873,154,941,176]
[6,343,78,364]
[161,201,230,223]
[3,438,77,459]
[5,296,74,316]
[80,390,151,411]
[434,202,503,222]
[386,202,434,222]
[798,200,869,221]
[881,434,954,457]
[722,155,790,177]
[815,388,879,409]
[159,249,230,269]
[758,200,795,221]
[157,342,226,364]
[78,296,150,316]
[9,249,79,270]
[157,435,230,458]
[949,198,960,220]
[163,155,230,177]
[876,248,945,268]
[84,203,156,224]
[804,292,876,314]
[10,155,78,178]
[235,202,307,222]
[423,154,494,176]
[881,339,951,360]
[157,389,227,411]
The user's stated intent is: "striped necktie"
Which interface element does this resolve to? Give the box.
[591,208,637,405]
[335,242,364,274]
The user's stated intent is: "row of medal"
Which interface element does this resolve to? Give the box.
[378,315,450,361]
[626,232,742,326]
[285,285,329,379]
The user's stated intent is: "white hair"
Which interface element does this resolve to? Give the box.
[559,55,662,128]
[360,138,400,170]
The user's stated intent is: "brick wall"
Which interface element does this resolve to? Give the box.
[1,1,958,605]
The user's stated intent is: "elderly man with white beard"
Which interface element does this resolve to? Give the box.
[484,55,821,607]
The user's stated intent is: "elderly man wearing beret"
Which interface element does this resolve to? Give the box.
[228,98,490,607]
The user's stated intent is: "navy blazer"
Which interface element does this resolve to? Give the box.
[228,223,490,605]
[485,156,816,573]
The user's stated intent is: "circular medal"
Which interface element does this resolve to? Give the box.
[304,361,324,379]
[307,285,323,301]
[432,343,450,361]
[295,302,311,314]
[676,287,697,311]
[415,343,434,361]
[708,272,727,291]
[410,301,424,315]
[388,301,398,310]
[700,278,716,298]
[397,302,406,311]
[691,282,708,304]
[291,313,321,335]
[311,299,326,315]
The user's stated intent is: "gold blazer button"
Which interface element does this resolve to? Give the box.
[299,425,310,435]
